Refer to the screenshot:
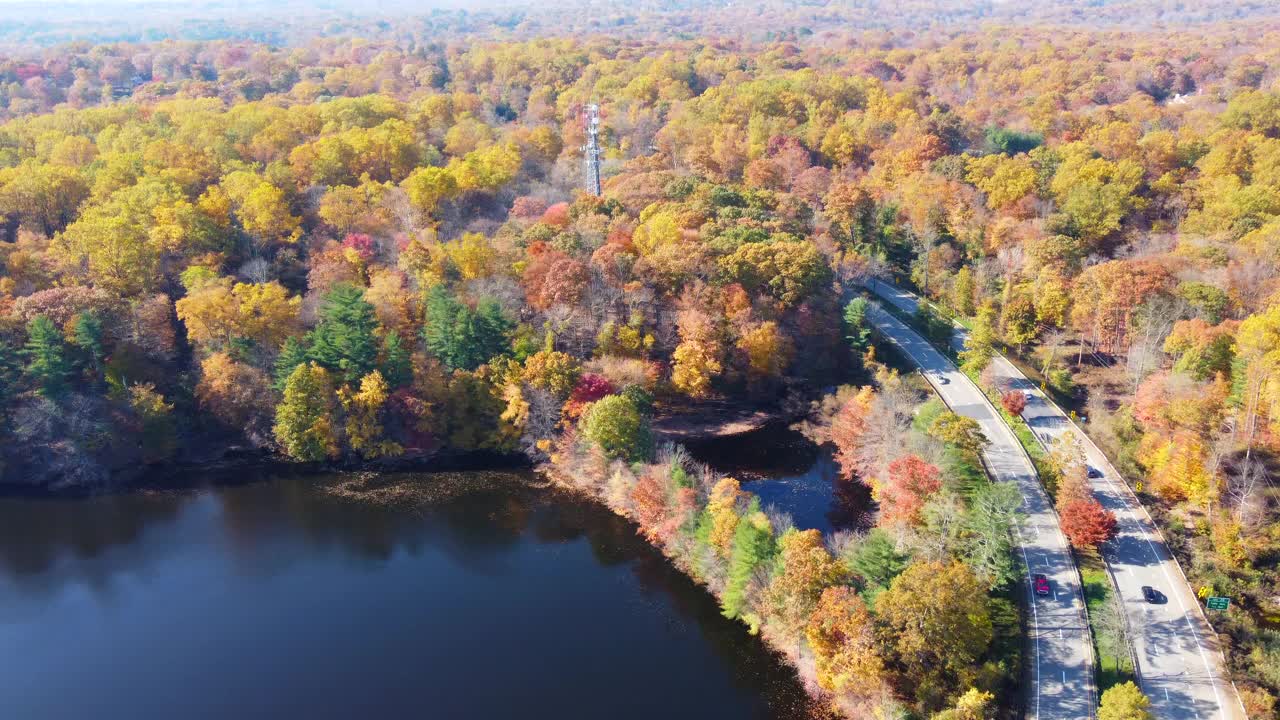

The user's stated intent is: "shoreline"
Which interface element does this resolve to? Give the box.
[1,397,807,498]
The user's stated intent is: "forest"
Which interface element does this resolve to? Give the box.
[0,3,1278,718]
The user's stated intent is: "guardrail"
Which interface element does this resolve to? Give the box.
[1054,411,1249,719]
[1024,416,1141,693]
[867,278,1249,719]
[866,298,1097,718]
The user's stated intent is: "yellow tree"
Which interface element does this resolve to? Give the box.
[932,688,997,720]
[878,561,993,694]
[736,321,793,382]
[338,370,403,459]
[176,278,301,353]
[400,166,458,218]
[704,477,744,559]
[273,363,339,462]
[196,352,272,430]
[1235,304,1280,443]
[672,305,724,397]
[1142,434,1216,507]
[805,587,885,697]
[765,528,848,642]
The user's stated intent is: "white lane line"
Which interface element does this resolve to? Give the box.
[871,283,1229,718]
[872,305,1044,720]
[1080,430,1228,712]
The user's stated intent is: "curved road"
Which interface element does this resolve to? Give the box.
[865,299,1095,720]
[867,278,1246,720]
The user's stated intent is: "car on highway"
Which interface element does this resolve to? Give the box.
[1033,574,1051,596]
[1142,585,1163,603]
[1087,465,1103,479]
[936,375,949,384]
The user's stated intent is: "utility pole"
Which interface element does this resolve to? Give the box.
[581,103,602,196]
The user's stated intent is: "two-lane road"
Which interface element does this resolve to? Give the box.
[867,278,1246,720]
[866,300,1095,720]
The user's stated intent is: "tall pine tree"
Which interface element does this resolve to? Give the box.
[0,338,20,419]
[721,498,777,622]
[422,285,512,370]
[70,311,106,380]
[274,336,310,391]
[24,315,72,398]
[380,332,412,389]
[308,283,379,385]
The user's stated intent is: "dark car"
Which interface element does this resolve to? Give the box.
[1141,585,1161,603]
[1033,574,1051,596]
[1087,466,1104,479]
[937,375,949,385]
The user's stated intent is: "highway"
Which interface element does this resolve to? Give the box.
[867,278,1247,720]
[864,298,1095,720]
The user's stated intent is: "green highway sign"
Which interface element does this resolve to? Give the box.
[1206,596,1230,611]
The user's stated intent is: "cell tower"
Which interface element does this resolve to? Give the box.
[581,103,602,196]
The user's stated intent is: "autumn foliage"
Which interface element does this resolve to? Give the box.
[1060,499,1118,549]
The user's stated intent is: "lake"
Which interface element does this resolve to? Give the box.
[0,469,830,720]
[686,424,873,535]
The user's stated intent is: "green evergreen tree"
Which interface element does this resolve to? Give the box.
[380,332,412,389]
[70,311,106,378]
[24,315,72,398]
[422,285,465,367]
[274,336,310,391]
[422,286,513,370]
[721,497,777,621]
[849,529,909,598]
[0,338,21,419]
[273,362,338,461]
[308,283,379,386]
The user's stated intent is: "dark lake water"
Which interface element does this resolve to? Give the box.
[0,470,829,720]
[686,425,873,535]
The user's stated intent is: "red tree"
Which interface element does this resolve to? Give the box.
[541,202,571,228]
[1001,390,1027,416]
[522,245,588,310]
[1060,499,1118,549]
[631,473,668,539]
[830,390,871,480]
[879,454,942,527]
[561,373,617,420]
[510,196,548,219]
[341,232,376,261]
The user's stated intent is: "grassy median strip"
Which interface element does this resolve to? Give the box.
[1078,555,1137,691]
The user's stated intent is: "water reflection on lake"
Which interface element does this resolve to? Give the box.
[0,471,827,720]
[686,425,874,535]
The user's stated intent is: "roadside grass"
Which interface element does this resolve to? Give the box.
[1078,554,1137,692]
[989,584,1026,720]
[870,293,963,364]
[964,365,1060,499]
[873,284,1140,702]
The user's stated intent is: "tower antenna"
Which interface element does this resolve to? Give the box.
[581,103,602,196]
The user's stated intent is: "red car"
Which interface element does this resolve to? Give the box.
[1033,574,1051,596]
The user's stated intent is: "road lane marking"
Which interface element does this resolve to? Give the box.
[875,306,1044,719]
